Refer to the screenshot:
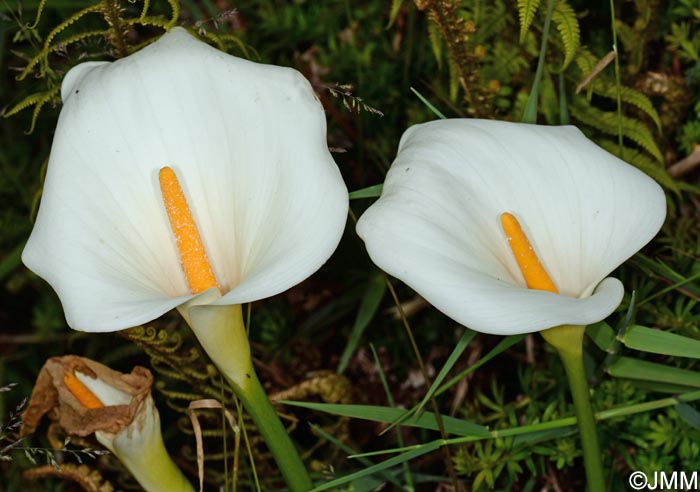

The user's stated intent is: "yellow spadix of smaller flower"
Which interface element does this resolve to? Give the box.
[63,372,104,409]
[500,212,558,294]
[158,167,220,295]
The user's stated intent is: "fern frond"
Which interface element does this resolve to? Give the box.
[140,0,151,20]
[125,15,171,30]
[15,54,46,83]
[598,139,677,191]
[217,34,250,58]
[26,0,49,29]
[198,30,226,52]
[570,103,663,163]
[597,85,662,132]
[194,31,251,59]
[517,0,541,44]
[3,86,61,134]
[575,50,615,93]
[42,3,104,68]
[165,0,180,29]
[573,47,598,74]
[17,3,105,81]
[484,41,529,84]
[54,29,111,50]
[573,48,662,131]
[155,385,206,403]
[3,93,45,119]
[551,0,580,70]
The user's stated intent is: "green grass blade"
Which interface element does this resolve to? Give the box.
[338,275,387,373]
[627,380,700,394]
[349,184,383,200]
[633,254,700,300]
[309,441,442,492]
[558,71,569,125]
[676,402,700,430]
[384,332,518,435]
[512,426,577,446]
[621,325,700,359]
[522,0,555,123]
[309,424,403,488]
[608,357,700,387]
[415,328,476,414]
[436,334,525,397]
[410,87,447,119]
[280,401,489,437]
[369,343,414,490]
[586,321,615,352]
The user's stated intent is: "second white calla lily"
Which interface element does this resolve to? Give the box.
[357,119,666,335]
[22,27,348,334]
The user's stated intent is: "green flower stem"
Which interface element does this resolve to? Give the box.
[180,299,312,492]
[541,324,605,492]
[231,370,313,492]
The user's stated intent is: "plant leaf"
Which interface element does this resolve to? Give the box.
[676,402,700,430]
[597,140,677,191]
[517,0,542,44]
[620,325,700,359]
[309,440,442,492]
[608,357,700,388]
[551,0,580,69]
[415,328,477,414]
[594,85,662,132]
[427,20,443,69]
[310,424,403,488]
[280,401,490,437]
[570,103,663,162]
[586,321,616,352]
[387,0,405,28]
[349,184,383,200]
[410,87,447,119]
[337,274,386,373]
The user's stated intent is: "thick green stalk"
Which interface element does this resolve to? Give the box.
[232,370,313,492]
[179,297,312,491]
[541,324,605,492]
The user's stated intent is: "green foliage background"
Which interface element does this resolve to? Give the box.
[1,0,700,491]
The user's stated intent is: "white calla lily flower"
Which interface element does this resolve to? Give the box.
[357,119,666,335]
[22,26,348,334]
[22,29,345,488]
[75,373,194,492]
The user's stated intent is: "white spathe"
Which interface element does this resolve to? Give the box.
[356,119,666,335]
[22,27,348,332]
[76,373,193,492]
